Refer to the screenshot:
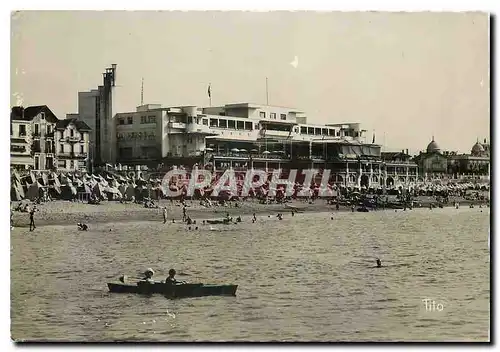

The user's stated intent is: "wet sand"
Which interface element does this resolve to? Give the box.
[11,196,488,228]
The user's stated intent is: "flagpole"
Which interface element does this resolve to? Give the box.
[266,77,269,105]
[208,83,212,107]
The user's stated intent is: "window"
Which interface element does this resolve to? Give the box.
[202,119,208,125]
[80,145,84,154]
[300,127,307,134]
[47,125,52,134]
[34,124,39,135]
[280,113,287,120]
[127,116,133,124]
[315,128,321,135]
[329,129,335,136]
[270,113,276,119]
[308,127,314,135]
[237,121,244,130]
[210,119,218,127]
[244,122,252,130]
[19,125,26,136]
[228,120,235,129]
[60,144,64,153]
[118,118,124,125]
[10,123,13,136]
[259,111,266,118]
[148,116,156,124]
[322,128,328,135]
[219,119,227,128]
[141,116,146,124]
[70,129,74,137]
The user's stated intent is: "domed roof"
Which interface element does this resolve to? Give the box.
[472,141,485,154]
[426,137,441,153]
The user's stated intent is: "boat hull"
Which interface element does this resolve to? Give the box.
[206,219,231,225]
[107,282,238,298]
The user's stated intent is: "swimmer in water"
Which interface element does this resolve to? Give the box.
[376,259,382,268]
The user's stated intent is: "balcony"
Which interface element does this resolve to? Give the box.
[58,152,88,159]
[68,136,81,142]
[11,137,28,143]
[185,123,217,135]
[10,145,28,154]
[169,122,186,129]
[59,136,81,143]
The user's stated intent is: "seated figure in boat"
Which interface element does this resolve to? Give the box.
[140,268,155,284]
[165,269,178,285]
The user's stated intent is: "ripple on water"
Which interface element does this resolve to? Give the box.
[10,209,490,341]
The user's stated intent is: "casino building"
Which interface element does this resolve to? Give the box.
[114,102,418,188]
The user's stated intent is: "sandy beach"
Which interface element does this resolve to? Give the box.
[11,195,488,228]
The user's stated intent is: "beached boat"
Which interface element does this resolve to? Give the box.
[206,219,231,225]
[107,282,238,298]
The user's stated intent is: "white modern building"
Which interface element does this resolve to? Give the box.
[77,64,118,166]
[114,102,371,163]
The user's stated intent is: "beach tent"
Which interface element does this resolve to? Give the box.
[11,169,21,184]
[134,185,149,200]
[11,184,23,201]
[38,173,49,186]
[92,183,106,199]
[26,181,43,201]
[105,187,122,200]
[118,184,127,196]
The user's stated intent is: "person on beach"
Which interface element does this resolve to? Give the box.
[163,207,168,224]
[141,268,155,284]
[376,259,382,268]
[29,206,36,231]
[182,205,187,222]
[77,223,88,231]
[252,213,257,222]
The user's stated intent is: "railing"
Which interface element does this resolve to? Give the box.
[10,145,27,154]
[58,152,87,158]
[185,123,216,134]
[211,152,290,160]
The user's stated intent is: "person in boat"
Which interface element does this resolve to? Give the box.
[376,259,382,268]
[141,268,155,284]
[165,269,178,285]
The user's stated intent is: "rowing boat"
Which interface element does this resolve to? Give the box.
[107,282,238,298]
[206,219,231,225]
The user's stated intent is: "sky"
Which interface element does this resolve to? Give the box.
[10,11,489,154]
